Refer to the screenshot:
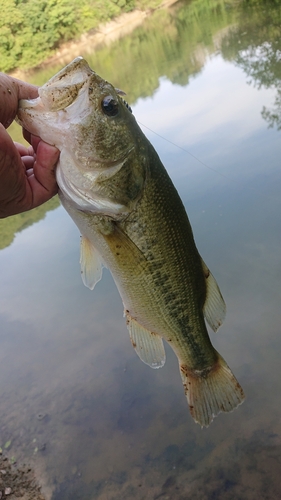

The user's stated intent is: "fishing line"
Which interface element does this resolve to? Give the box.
[137,121,227,179]
[138,122,276,203]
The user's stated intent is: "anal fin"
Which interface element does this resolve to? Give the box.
[80,235,103,290]
[126,314,166,369]
[201,258,226,332]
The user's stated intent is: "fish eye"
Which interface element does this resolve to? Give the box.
[101,95,119,117]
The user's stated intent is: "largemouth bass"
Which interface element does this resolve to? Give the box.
[17,57,244,426]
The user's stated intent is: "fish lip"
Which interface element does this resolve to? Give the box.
[16,97,47,130]
[18,97,43,110]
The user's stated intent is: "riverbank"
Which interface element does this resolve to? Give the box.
[10,0,179,80]
[0,454,46,500]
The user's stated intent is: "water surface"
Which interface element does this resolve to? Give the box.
[1,0,281,498]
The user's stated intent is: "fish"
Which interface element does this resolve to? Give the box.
[17,57,245,426]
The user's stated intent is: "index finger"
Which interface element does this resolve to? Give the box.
[0,74,38,128]
[9,75,38,101]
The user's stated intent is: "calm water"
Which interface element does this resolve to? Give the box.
[1,0,281,498]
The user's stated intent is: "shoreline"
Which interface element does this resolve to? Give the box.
[10,0,179,79]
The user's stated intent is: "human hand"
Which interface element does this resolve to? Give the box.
[0,74,59,218]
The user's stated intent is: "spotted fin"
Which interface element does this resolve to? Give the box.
[201,259,226,332]
[80,235,103,290]
[180,351,245,427]
[126,315,166,369]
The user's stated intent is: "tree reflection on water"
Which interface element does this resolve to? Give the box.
[221,0,281,130]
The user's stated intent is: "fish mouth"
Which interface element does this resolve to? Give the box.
[18,58,91,115]
[38,57,92,112]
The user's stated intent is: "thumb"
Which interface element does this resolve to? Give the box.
[27,140,59,206]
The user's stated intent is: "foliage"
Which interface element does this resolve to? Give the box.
[0,0,77,72]
[0,0,162,72]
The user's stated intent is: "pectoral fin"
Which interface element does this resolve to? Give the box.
[126,314,166,369]
[201,259,226,332]
[80,235,103,290]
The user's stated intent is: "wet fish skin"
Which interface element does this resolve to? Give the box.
[17,57,245,426]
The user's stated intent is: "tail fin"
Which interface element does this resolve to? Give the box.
[180,353,245,427]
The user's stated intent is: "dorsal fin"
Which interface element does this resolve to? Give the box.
[80,235,103,290]
[201,259,226,332]
[126,314,166,369]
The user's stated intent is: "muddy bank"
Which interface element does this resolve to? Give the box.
[0,455,45,500]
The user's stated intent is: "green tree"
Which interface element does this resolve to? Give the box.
[0,0,78,71]
[0,0,163,73]
[0,0,25,72]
